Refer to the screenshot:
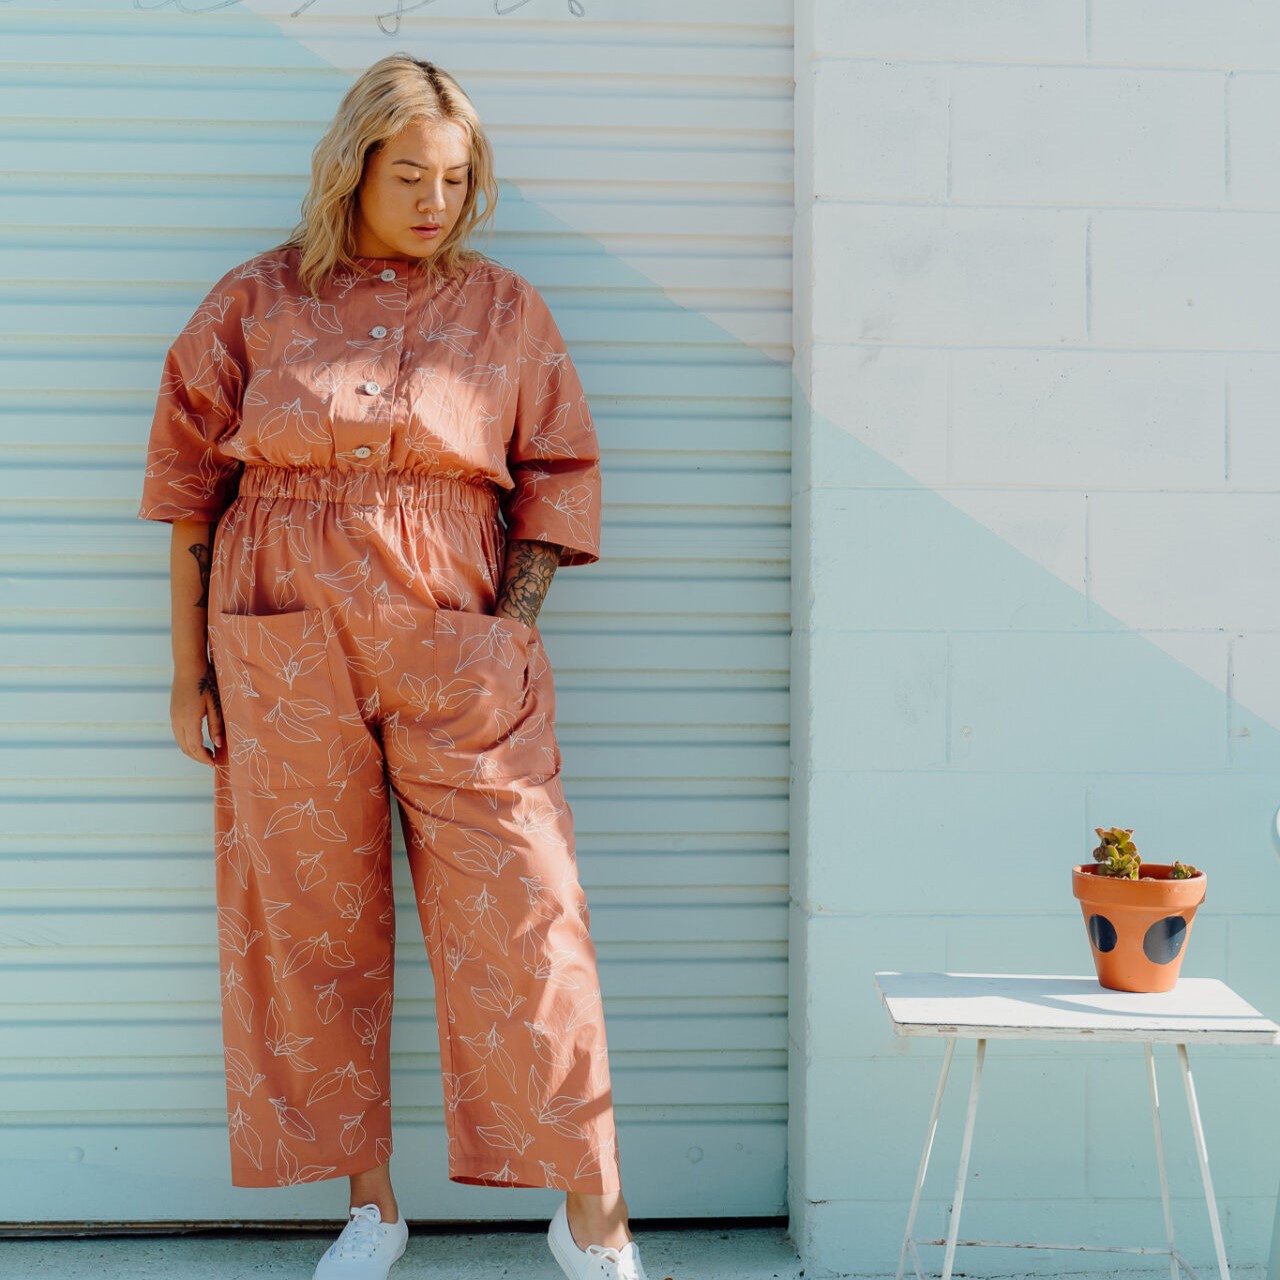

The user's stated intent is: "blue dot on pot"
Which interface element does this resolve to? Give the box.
[1087,914,1117,953]
[1143,916,1187,965]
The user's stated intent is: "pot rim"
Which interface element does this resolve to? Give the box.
[1072,862,1207,909]
[1073,862,1206,883]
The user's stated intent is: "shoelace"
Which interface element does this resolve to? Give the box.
[584,1241,641,1280]
[331,1205,388,1260]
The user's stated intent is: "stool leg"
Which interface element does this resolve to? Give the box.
[942,1038,985,1280]
[896,1038,957,1280]
[1267,1171,1280,1280]
[1145,1043,1180,1280]
[1178,1043,1231,1280]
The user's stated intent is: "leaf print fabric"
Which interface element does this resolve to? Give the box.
[138,246,601,567]
[139,248,618,1193]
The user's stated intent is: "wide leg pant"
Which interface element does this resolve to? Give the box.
[203,467,621,1192]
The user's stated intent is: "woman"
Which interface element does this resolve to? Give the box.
[139,53,649,1280]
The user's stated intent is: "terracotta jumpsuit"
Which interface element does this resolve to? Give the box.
[138,246,620,1193]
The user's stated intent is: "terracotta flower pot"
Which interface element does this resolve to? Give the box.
[1072,864,1207,993]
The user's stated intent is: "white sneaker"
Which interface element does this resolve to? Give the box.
[313,1203,408,1280]
[547,1201,649,1280]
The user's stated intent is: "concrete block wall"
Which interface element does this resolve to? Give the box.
[791,2,1280,1274]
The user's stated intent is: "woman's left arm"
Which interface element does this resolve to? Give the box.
[495,538,562,628]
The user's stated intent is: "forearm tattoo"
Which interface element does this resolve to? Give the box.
[497,540,561,628]
[188,540,212,608]
[198,667,221,715]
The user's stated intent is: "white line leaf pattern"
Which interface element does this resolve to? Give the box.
[225,1046,265,1096]
[442,1065,488,1111]
[475,1101,534,1156]
[229,1104,264,1171]
[470,963,526,1018]
[352,991,393,1054]
[264,799,347,842]
[275,1140,338,1186]
[339,1112,368,1156]
[307,1060,383,1107]
[265,998,318,1073]
[269,1095,318,1142]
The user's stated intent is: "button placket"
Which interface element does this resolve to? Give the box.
[334,262,411,468]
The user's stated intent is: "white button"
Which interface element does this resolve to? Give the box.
[370,326,388,339]
[362,381,381,395]
[379,268,397,282]
[353,446,372,459]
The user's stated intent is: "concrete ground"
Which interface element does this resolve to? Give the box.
[0,1223,806,1279]
[5,1227,1263,1280]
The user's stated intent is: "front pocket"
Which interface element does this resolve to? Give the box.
[207,608,339,792]
[429,608,548,782]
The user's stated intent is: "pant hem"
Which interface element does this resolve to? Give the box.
[447,1163,621,1195]
[229,1145,393,1189]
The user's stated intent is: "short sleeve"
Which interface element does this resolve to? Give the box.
[138,274,247,523]
[501,278,602,567]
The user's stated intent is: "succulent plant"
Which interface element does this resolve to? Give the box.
[1092,827,1200,880]
[1093,827,1140,879]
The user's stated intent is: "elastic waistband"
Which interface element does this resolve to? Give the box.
[236,467,500,516]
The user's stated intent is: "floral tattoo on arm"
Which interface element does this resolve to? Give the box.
[188,539,212,609]
[496,540,561,628]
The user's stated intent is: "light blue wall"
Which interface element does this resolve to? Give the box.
[791,2,1280,1274]
[792,389,1280,1272]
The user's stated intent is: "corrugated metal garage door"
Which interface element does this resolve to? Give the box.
[0,0,791,1222]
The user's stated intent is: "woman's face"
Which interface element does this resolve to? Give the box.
[352,117,473,261]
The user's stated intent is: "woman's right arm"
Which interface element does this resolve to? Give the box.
[169,518,223,766]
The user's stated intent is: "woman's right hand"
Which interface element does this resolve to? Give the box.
[171,662,224,766]
[168,519,222,765]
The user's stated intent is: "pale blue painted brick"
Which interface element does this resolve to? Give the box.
[794,1196,903,1276]
[951,66,1224,204]
[1230,634,1280,769]
[1090,493,1280,631]
[937,488,1089,598]
[1088,1050,1280,1200]
[933,1047,1090,1193]
[944,914,1092,976]
[949,632,1230,772]
[809,489,1091,632]
[803,770,1085,915]
[800,1050,987,1205]
[1224,919,1280,1016]
[790,910,935,1062]
[809,631,948,770]
[808,347,950,489]
[1084,773,1280,913]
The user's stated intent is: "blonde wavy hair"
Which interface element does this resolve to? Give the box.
[283,54,498,296]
